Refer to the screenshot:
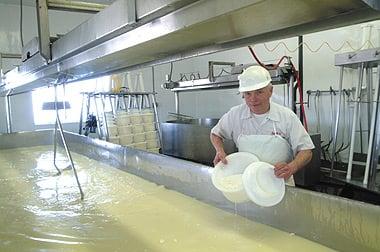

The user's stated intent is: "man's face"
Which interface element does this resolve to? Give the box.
[242,85,273,113]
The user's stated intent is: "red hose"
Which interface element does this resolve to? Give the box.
[248,46,288,70]
[247,46,309,131]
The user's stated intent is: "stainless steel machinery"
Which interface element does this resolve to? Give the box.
[1,0,380,96]
[161,118,237,165]
[331,47,380,191]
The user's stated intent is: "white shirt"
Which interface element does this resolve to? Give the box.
[211,102,315,156]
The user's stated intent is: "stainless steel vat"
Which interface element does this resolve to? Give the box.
[160,118,237,165]
[0,130,379,251]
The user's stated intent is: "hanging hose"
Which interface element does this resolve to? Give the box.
[248,46,289,70]
[339,89,353,153]
[247,46,308,131]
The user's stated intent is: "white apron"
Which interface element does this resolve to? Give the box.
[237,121,295,186]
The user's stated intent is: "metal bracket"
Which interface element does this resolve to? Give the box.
[127,0,137,25]
[208,61,235,82]
[335,47,380,68]
[5,89,13,133]
[36,0,51,63]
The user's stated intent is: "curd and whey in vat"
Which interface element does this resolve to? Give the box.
[0,146,334,251]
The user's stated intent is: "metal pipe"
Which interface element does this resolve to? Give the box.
[62,83,67,118]
[288,75,294,111]
[174,91,179,114]
[0,53,22,59]
[285,82,289,108]
[86,93,91,127]
[330,67,344,176]
[307,89,346,94]
[93,94,103,139]
[100,94,109,140]
[151,94,162,148]
[57,114,84,200]
[53,86,62,175]
[364,66,379,185]
[54,84,84,200]
[0,53,2,80]
[366,67,373,141]
[47,0,107,13]
[125,94,129,111]
[53,118,61,175]
[330,87,335,143]
[5,89,13,133]
[298,36,304,124]
[315,91,321,133]
[109,95,115,115]
[138,94,143,110]
[152,66,155,93]
[78,93,85,134]
[358,101,364,154]
[347,63,365,180]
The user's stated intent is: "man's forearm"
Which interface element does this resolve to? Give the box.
[289,149,312,173]
[210,133,224,152]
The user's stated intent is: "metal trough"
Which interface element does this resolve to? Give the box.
[0,130,380,251]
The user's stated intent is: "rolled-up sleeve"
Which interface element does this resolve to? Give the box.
[288,113,315,154]
[211,111,234,140]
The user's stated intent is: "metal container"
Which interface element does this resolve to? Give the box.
[160,118,237,165]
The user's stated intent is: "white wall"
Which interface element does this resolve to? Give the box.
[0,3,92,132]
[0,2,379,160]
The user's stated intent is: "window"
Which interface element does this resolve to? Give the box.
[32,76,110,125]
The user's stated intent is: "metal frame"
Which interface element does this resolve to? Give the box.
[330,67,344,175]
[0,53,21,77]
[79,91,162,146]
[5,89,13,134]
[331,47,380,189]
[36,0,51,62]
[2,0,380,96]
[163,62,296,113]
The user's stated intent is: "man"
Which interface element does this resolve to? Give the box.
[210,65,314,185]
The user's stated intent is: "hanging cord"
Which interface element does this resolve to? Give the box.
[248,46,288,70]
[261,39,376,53]
[247,46,308,131]
[335,90,351,156]
[320,87,336,158]
[20,0,24,48]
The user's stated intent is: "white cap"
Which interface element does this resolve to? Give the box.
[238,66,272,92]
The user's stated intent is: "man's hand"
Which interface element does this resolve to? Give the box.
[213,150,227,166]
[274,162,296,180]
